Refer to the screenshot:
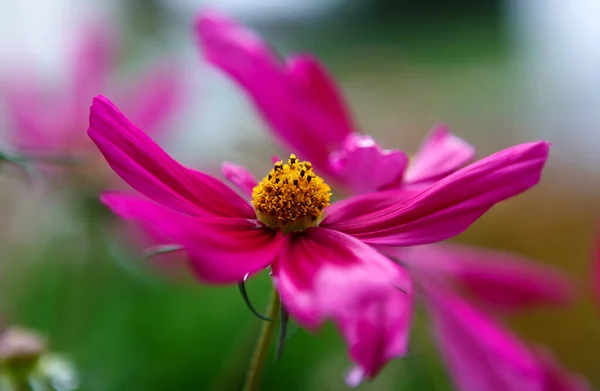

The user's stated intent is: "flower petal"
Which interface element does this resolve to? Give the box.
[2,80,83,152]
[88,95,254,218]
[119,64,183,137]
[405,125,476,185]
[180,218,283,284]
[101,192,280,284]
[323,142,550,246]
[390,243,574,312]
[273,228,411,378]
[195,9,289,143]
[196,10,351,175]
[100,192,185,244]
[333,279,411,383]
[221,162,258,199]
[285,54,353,147]
[423,282,544,391]
[329,133,408,194]
[72,24,115,112]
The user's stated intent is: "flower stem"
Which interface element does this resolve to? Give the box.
[242,289,280,391]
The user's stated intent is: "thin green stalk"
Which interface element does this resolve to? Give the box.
[242,289,280,391]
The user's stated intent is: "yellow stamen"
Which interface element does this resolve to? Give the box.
[252,154,331,233]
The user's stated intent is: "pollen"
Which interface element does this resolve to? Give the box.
[252,154,331,233]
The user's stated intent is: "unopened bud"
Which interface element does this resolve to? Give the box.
[0,327,46,365]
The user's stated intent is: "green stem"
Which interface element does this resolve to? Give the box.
[242,289,280,391]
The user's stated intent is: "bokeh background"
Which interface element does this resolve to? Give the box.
[0,0,599,390]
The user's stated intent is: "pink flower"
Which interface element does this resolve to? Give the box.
[88,94,548,380]
[420,279,590,391]
[194,9,582,389]
[3,23,182,157]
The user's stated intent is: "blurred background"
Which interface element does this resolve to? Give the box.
[0,0,599,390]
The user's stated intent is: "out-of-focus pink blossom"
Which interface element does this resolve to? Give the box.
[3,23,182,158]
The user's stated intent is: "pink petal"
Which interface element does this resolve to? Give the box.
[118,64,183,137]
[3,82,81,152]
[71,23,115,113]
[195,10,349,175]
[179,218,282,284]
[423,282,545,391]
[101,192,281,284]
[221,162,258,199]
[100,192,186,244]
[195,9,289,140]
[273,228,411,378]
[332,278,411,382]
[390,243,574,312]
[405,125,476,186]
[88,95,254,218]
[323,142,550,246]
[285,54,353,147]
[329,133,408,194]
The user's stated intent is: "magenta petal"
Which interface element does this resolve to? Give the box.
[221,162,258,199]
[101,192,280,284]
[88,95,254,219]
[100,192,188,244]
[423,282,544,391]
[329,133,408,194]
[119,64,183,137]
[323,142,550,246]
[405,125,476,185]
[180,218,282,284]
[334,281,411,382]
[273,228,411,378]
[285,54,353,147]
[196,10,348,175]
[391,243,574,312]
[72,24,115,111]
[2,79,84,152]
[195,9,289,145]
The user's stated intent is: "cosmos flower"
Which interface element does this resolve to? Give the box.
[3,22,181,158]
[88,94,548,380]
[195,9,583,389]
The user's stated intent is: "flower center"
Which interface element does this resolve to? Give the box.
[252,154,331,233]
